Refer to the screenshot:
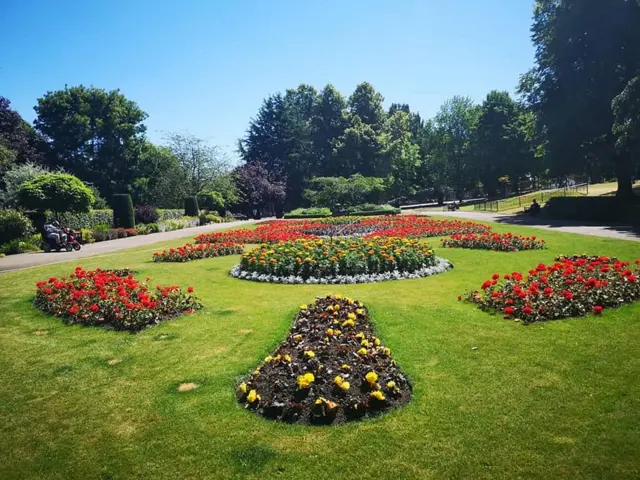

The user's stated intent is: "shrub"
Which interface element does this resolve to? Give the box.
[465,255,640,323]
[441,232,546,251]
[0,162,51,208]
[158,217,199,232]
[346,204,401,216]
[0,209,34,244]
[236,295,411,424]
[134,205,159,224]
[34,267,202,332]
[153,242,244,262]
[157,209,184,221]
[0,234,42,255]
[112,194,135,228]
[80,228,95,244]
[47,210,113,230]
[284,207,332,219]
[93,224,118,242]
[184,196,199,217]
[200,213,222,225]
[18,173,94,213]
[198,190,225,214]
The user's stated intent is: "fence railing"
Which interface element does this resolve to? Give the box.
[474,183,589,212]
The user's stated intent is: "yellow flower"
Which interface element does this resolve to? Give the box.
[335,294,343,300]
[246,389,260,403]
[341,364,352,371]
[365,371,378,384]
[384,348,391,356]
[296,372,315,389]
[339,381,350,391]
[294,334,302,342]
[253,369,260,376]
[347,312,356,320]
[304,350,315,359]
[387,381,396,389]
[347,298,354,304]
[284,355,292,362]
[342,319,355,328]
[326,328,334,337]
[370,391,385,401]
[300,304,308,310]
[239,382,247,393]
[315,397,325,405]
[374,338,381,346]
[361,339,369,347]
[327,305,334,312]
[357,347,368,355]
[264,355,273,362]
[334,304,341,311]
[334,329,342,336]
[356,308,364,316]
[355,332,365,340]
[334,375,344,386]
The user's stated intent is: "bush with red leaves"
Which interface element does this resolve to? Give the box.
[465,255,640,323]
[35,267,202,332]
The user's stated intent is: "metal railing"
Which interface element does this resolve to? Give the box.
[474,183,589,212]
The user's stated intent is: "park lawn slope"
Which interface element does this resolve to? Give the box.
[0,221,639,479]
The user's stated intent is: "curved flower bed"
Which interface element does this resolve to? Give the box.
[441,232,546,251]
[194,215,490,244]
[465,255,640,323]
[236,295,411,424]
[231,237,453,284]
[153,242,244,262]
[35,267,202,332]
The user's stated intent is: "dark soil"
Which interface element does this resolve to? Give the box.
[236,295,412,425]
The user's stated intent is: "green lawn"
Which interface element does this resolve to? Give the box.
[1,222,639,479]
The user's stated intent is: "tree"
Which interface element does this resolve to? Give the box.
[380,111,421,198]
[234,162,286,216]
[130,142,187,208]
[519,0,640,197]
[333,115,383,177]
[348,82,386,128]
[304,175,385,208]
[34,85,148,199]
[18,173,94,213]
[0,96,45,165]
[612,76,640,184]
[313,84,348,177]
[165,133,229,196]
[0,162,52,207]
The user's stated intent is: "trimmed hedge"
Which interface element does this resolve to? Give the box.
[184,197,199,217]
[284,207,332,219]
[545,197,640,224]
[47,210,113,230]
[113,194,135,229]
[17,173,94,213]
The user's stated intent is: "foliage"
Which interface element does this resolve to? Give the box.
[441,232,546,251]
[199,213,222,225]
[237,295,411,424]
[34,267,202,332]
[345,204,400,216]
[18,173,94,213]
[157,209,184,221]
[234,162,286,214]
[237,237,442,282]
[134,205,159,224]
[112,194,135,229]
[130,142,187,208]
[153,242,244,262]
[284,207,332,219]
[157,217,199,232]
[47,210,113,230]
[0,162,52,207]
[0,234,42,255]
[612,76,640,174]
[0,96,45,165]
[466,255,640,323]
[0,209,35,244]
[304,175,386,208]
[79,228,95,244]
[34,86,147,200]
[184,196,199,217]
[88,185,109,209]
[198,190,225,213]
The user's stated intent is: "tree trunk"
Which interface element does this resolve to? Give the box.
[615,155,635,198]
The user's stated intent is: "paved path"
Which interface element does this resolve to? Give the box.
[0,220,259,273]
[424,211,640,242]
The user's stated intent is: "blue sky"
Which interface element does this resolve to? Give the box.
[1,0,535,161]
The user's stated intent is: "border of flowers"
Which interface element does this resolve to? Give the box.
[229,257,454,284]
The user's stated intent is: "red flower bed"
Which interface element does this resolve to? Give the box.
[465,255,640,323]
[153,242,244,262]
[194,216,490,244]
[441,232,545,251]
[35,267,202,332]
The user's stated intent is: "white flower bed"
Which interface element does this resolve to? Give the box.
[229,257,453,284]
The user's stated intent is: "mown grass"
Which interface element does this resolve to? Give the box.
[0,221,639,479]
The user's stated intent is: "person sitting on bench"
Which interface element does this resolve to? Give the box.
[525,199,541,215]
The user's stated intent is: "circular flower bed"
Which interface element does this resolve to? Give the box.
[35,267,202,332]
[153,242,244,262]
[194,215,490,244]
[236,295,411,424]
[465,255,640,323]
[230,237,453,284]
[441,232,546,251]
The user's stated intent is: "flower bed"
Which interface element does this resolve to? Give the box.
[231,237,453,284]
[236,295,411,424]
[194,215,490,244]
[153,242,244,262]
[441,232,546,251]
[35,267,202,332]
[465,255,640,323]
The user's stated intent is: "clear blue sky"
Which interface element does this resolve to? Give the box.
[1,0,535,161]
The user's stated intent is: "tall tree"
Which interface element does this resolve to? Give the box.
[130,142,187,208]
[0,96,45,166]
[519,0,640,197]
[380,111,421,198]
[34,86,147,200]
[612,76,640,184]
[313,84,348,176]
[348,82,386,128]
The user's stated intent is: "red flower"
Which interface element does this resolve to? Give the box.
[592,305,604,314]
[492,273,500,280]
[68,305,79,315]
[481,280,492,290]
[89,304,99,312]
[188,286,194,293]
[457,296,462,301]
[522,306,533,315]
[504,306,514,316]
